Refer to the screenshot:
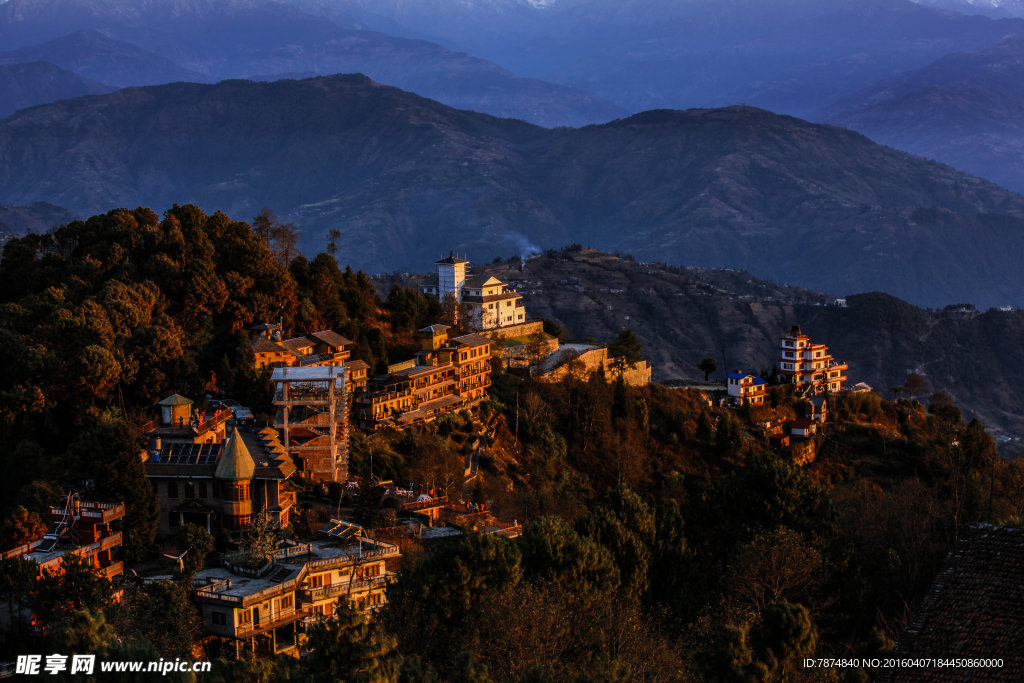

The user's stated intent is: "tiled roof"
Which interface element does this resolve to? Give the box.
[306,330,352,348]
[419,324,451,334]
[159,393,193,406]
[435,252,469,265]
[280,337,315,352]
[751,377,768,385]
[726,372,749,379]
[463,274,504,288]
[450,333,492,348]
[347,360,370,371]
[251,337,290,354]
[790,419,815,429]
[878,524,1024,682]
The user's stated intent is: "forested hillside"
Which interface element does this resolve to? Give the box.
[399,248,1024,437]
[1,206,1021,681]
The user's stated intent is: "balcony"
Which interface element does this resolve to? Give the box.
[99,561,124,578]
[235,608,310,638]
[299,573,394,603]
[358,387,412,403]
[50,502,126,525]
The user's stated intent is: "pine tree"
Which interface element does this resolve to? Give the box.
[35,553,114,624]
[302,600,402,683]
[68,418,160,563]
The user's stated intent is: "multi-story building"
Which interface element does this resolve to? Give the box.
[727,372,768,405]
[250,327,353,371]
[419,254,527,331]
[145,427,297,535]
[460,275,526,330]
[777,325,848,393]
[3,495,125,580]
[353,325,492,429]
[272,365,349,483]
[419,252,469,300]
[193,522,399,659]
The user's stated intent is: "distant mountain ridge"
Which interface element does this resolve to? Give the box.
[1,74,1023,308]
[0,0,626,127]
[0,30,214,87]
[824,38,1024,194]
[327,0,1024,116]
[0,60,113,118]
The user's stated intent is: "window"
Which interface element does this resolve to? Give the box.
[223,483,250,502]
[212,612,227,626]
[169,511,180,528]
[213,482,221,499]
[225,514,251,531]
[199,482,207,498]
[167,481,178,498]
[185,481,195,499]
[238,609,251,624]
[470,349,476,358]
[278,595,293,610]
[461,352,467,361]
[367,592,383,606]
[309,574,324,588]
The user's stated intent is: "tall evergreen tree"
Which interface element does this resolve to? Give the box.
[302,600,402,683]
[67,418,159,563]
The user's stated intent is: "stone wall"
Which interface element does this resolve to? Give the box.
[480,320,544,340]
[541,346,651,387]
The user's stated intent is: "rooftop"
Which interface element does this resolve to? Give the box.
[435,252,469,265]
[306,330,352,348]
[449,333,493,348]
[463,274,505,288]
[159,393,193,406]
[879,524,1024,682]
[251,337,289,354]
[215,429,256,480]
[271,366,346,382]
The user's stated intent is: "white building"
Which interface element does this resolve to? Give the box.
[727,372,767,405]
[420,253,527,331]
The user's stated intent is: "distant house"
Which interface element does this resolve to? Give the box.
[876,524,1024,682]
[419,253,528,330]
[833,298,847,307]
[790,419,816,437]
[778,324,847,393]
[726,372,767,405]
[803,396,827,423]
[250,327,353,370]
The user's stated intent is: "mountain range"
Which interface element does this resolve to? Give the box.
[914,0,1024,18]
[823,38,1024,195]
[0,30,213,87]
[2,74,1024,309]
[323,0,1024,116]
[0,0,625,127]
[0,61,113,118]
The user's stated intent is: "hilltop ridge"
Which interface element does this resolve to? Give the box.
[2,76,1024,307]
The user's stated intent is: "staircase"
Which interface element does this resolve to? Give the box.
[268,566,292,583]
